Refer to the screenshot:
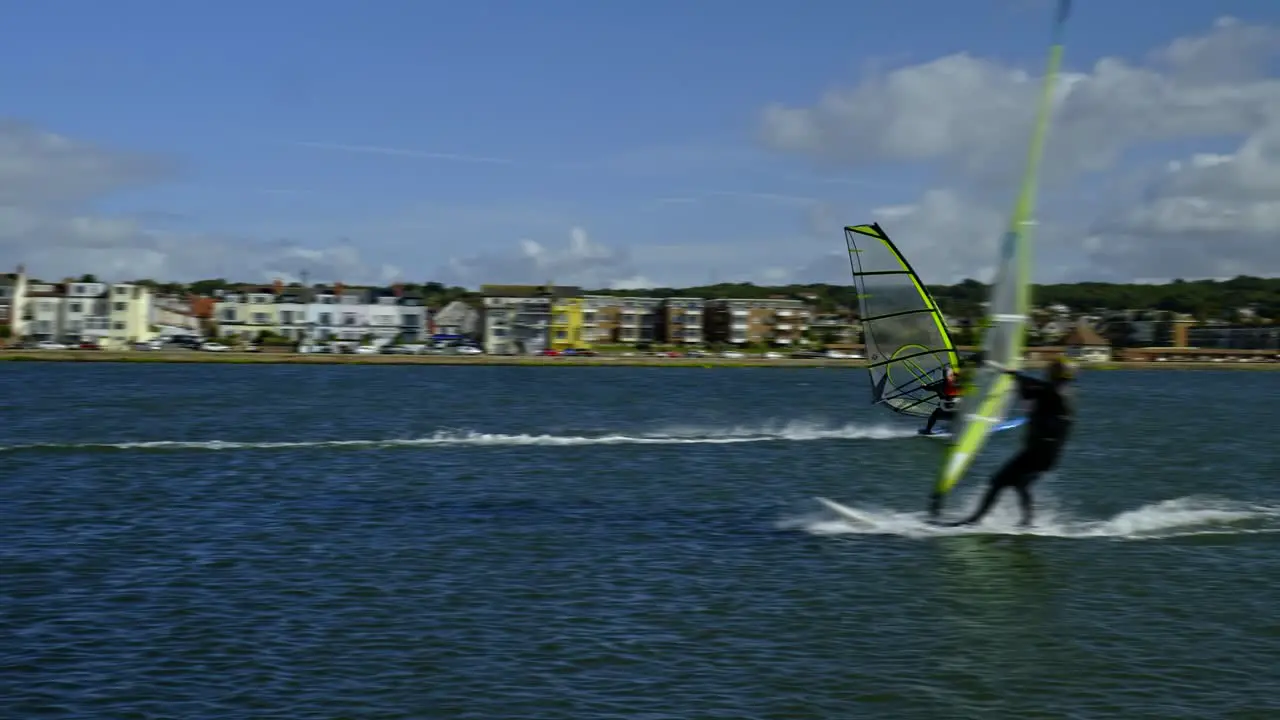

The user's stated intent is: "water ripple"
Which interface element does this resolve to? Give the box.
[1,365,1277,718]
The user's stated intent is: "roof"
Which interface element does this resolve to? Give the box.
[27,283,66,297]
[1064,322,1109,346]
[481,284,583,299]
[188,296,216,318]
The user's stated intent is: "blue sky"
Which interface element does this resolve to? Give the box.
[3,0,1280,287]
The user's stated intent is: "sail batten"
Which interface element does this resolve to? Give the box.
[933,0,1071,497]
[845,223,958,420]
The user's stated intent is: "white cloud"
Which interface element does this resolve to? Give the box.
[766,16,1280,283]
[441,226,643,290]
[761,16,1280,182]
[0,120,397,284]
[1087,124,1280,279]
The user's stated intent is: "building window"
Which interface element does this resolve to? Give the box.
[252,313,269,324]
[400,314,419,326]
[280,311,294,324]
[114,302,127,312]
[319,312,333,326]
[114,287,128,296]
[113,321,125,330]
[221,310,236,321]
[342,313,357,326]
[70,302,82,312]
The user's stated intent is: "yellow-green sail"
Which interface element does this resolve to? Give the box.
[935,0,1071,497]
[845,222,959,419]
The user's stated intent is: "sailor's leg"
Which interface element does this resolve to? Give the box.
[1014,483,1035,527]
[927,491,944,519]
[923,407,943,433]
[947,484,1004,527]
[1012,444,1058,527]
[949,452,1030,526]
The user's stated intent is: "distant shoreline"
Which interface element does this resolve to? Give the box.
[1,350,1277,371]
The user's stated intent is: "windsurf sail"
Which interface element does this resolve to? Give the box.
[845,222,959,419]
[935,0,1072,497]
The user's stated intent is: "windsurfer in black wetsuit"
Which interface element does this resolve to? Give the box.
[940,355,1076,528]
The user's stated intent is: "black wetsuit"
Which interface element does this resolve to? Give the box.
[921,378,956,433]
[947,370,1074,527]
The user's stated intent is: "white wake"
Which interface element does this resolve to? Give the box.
[783,495,1280,541]
[0,420,919,453]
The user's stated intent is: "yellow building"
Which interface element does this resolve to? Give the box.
[550,296,588,350]
[214,285,281,340]
[105,283,155,349]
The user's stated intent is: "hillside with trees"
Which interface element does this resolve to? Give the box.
[586,276,1280,322]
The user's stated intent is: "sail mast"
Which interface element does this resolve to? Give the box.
[934,0,1072,497]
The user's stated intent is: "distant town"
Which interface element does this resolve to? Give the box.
[2,267,1278,362]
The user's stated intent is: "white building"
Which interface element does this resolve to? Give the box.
[367,289,403,344]
[150,294,201,339]
[370,286,427,343]
[65,281,111,344]
[25,282,65,340]
[434,299,481,338]
[207,284,430,346]
[274,286,310,342]
[302,286,370,342]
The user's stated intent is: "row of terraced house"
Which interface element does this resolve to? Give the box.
[479,284,834,354]
[0,266,197,349]
[1,267,854,353]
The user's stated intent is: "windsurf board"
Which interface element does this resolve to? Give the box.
[815,496,881,526]
[920,415,1028,439]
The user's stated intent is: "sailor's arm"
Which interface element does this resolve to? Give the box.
[983,361,1046,398]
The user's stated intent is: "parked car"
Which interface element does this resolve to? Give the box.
[199,342,229,352]
[35,341,68,350]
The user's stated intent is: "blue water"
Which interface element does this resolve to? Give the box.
[2,363,1278,719]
